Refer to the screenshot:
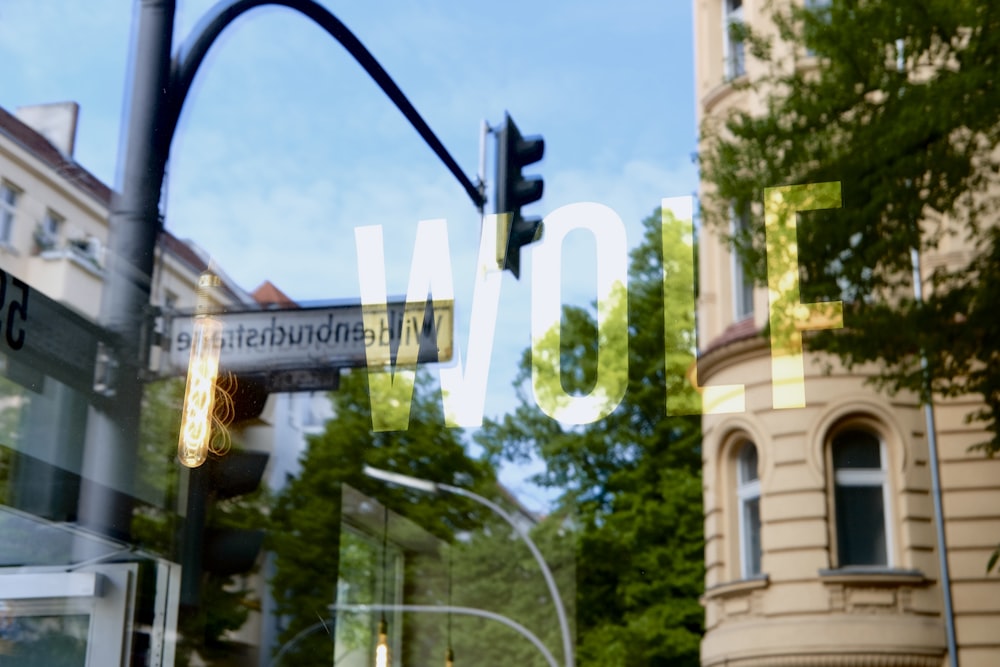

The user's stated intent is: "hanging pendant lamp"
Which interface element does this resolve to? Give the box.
[375,504,390,667]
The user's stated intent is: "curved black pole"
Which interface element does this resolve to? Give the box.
[83,0,484,556]
[167,0,485,210]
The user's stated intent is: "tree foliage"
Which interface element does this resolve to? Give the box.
[269,370,498,666]
[478,208,704,666]
[700,0,1000,450]
[442,510,576,667]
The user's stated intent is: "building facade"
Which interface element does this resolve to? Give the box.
[694,2,1000,666]
[0,101,293,665]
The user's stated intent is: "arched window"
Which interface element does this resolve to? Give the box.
[832,429,891,567]
[736,441,762,578]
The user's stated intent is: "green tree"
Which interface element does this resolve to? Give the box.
[269,369,498,666]
[478,208,705,666]
[699,0,1000,450]
[446,511,576,667]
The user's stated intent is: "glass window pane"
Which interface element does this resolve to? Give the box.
[0,613,89,667]
[835,485,887,566]
[832,431,881,469]
[738,442,759,483]
[743,496,761,576]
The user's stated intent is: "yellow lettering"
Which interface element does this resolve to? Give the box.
[764,182,844,409]
[661,196,745,415]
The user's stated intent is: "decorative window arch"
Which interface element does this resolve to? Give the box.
[829,427,893,568]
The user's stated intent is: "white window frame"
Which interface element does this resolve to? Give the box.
[736,441,762,579]
[0,181,20,245]
[37,209,64,250]
[0,563,139,666]
[723,0,746,80]
[730,204,754,321]
[832,434,894,568]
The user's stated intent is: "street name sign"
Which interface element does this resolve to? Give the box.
[163,299,454,378]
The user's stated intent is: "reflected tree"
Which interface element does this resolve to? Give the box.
[699,0,1000,574]
[700,0,1000,452]
[269,369,497,666]
[478,208,704,666]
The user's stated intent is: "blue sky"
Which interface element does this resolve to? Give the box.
[0,0,698,509]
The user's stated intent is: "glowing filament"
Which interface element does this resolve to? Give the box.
[178,272,224,468]
[375,618,390,667]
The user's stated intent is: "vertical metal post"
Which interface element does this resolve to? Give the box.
[478,119,490,211]
[76,0,177,541]
[911,247,959,667]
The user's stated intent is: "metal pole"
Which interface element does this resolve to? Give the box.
[77,0,176,543]
[911,247,958,667]
[477,119,490,215]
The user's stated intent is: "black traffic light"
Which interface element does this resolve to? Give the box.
[495,112,545,278]
[180,449,270,608]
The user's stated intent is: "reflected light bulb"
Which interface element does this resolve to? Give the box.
[178,273,223,468]
[375,618,390,667]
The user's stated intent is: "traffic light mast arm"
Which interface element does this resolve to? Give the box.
[167,0,486,211]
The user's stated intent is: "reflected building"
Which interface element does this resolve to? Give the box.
[694,2,1000,667]
[0,100,303,664]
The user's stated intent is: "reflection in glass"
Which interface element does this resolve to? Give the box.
[737,442,762,578]
[0,612,89,667]
[832,430,888,567]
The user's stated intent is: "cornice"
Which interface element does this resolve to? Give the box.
[704,654,944,667]
[697,328,770,384]
[702,574,770,601]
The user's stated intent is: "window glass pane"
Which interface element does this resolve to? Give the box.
[0,612,89,666]
[743,496,761,576]
[832,430,881,469]
[9,2,1000,664]
[0,183,18,243]
[724,0,746,80]
[732,206,754,320]
[835,485,887,566]
[738,441,758,483]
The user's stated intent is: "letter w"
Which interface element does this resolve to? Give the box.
[354,218,502,431]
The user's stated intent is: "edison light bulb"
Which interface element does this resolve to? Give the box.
[375,618,390,667]
[177,273,223,468]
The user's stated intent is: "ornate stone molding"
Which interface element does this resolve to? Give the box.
[704,653,944,667]
[703,574,770,600]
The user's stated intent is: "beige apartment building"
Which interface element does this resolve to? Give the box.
[0,102,251,320]
[694,2,1000,666]
[0,101,287,664]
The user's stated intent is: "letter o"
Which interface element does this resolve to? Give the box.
[531,202,628,424]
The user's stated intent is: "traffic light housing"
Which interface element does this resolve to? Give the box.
[180,448,270,608]
[495,113,544,278]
